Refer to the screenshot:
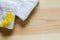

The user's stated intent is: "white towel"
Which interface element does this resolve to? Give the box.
[0,0,38,29]
[16,0,38,21]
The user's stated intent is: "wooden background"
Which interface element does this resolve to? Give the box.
[0,0,60,40]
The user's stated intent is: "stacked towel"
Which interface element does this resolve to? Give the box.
[0,0,38,29]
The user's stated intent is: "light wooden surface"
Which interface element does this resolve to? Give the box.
[13,0,60,35]
[0,0,60,40]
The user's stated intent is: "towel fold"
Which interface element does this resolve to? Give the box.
[0,0,38,29]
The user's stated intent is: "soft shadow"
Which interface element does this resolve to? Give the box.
[15,2,39,28]
[0,2,39,37]
[0,27,13,36]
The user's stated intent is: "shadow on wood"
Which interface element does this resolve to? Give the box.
[15,2,39,28]
[0,27,13,36]
[0,2,39,36]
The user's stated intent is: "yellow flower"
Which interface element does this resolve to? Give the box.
[0,11,14,27]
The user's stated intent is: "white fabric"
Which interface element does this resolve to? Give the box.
[0,0,38,29]
[16,0,38,21]
[0,0,16,29]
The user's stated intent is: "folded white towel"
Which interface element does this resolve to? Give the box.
[0,0,38,29]
[16,0,38,21]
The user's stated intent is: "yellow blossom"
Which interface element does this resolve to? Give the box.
[0,11,14,27]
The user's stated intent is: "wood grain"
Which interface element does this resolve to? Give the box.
[12,8,60,35]
[0,0,60,40]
